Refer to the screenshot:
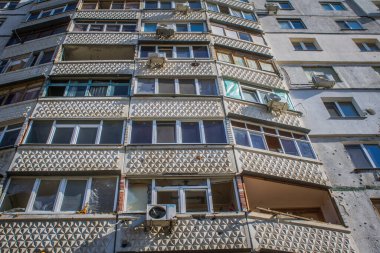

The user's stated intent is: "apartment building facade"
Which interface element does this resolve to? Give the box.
[255,0,380,252]
[0,0,364,252]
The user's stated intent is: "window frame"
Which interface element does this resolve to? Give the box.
[139,45,210,59]
[276,1,294,10]
[291,40,321,51]
[320,2,346,11]
[27,2,77,22]
[303,66,341,83]
[336,20,364,30]
[323,100,362,118]
[0,123,23,148]
[73,21,137,33]
[355,41,380,52]
[278,19,306,29]
[345,144,380,169]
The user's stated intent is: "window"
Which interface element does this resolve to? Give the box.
[323,100,361,118]
[303,67,341,82]
[321,2,346,11]
[130,120,227,144]
[144,0,201,9]
[355,41,380,52]
[44,80,130,97]
[80,0,139,10]
[278,19,306,29]
[0,1,18,9]
[73,22,137,33]
[373,66,380,75]
[25,120,124,144]
[232,121,316,159]
[346,144,380,169]
[0,123,23,148]
[27,3,77,21]
[174,23,205,33]
[0,81,41,107]
[291,39,320,51]
[125,178,238,213]
[210,24,266,44]
[0,177,118,213]
[276,1,293,9]
[371,199,380,217]
[336,20,363,30]
[206,3,256,21]
[139,45,209,59]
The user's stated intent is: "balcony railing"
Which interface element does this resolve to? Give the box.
[64,32,138,45]
[224,98,304,128]
[0,100,36,124]
[10,146,124,173]
[0,214,116,253]
[0,64,52,86]
[248,212,358,253]
[211,34,272,57]
[116,213,250,252]
[142,10,206,21]
[75,10,139,20]
[125,146,236,175]
[130,97,224,119]
[208,12,261,32]
[216,62,286,90]
[32,97,129,119]
[51,61,134,76]
[235,147,329,186]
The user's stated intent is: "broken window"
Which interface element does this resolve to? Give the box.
[211,179,238,212]
[88,178,117,213]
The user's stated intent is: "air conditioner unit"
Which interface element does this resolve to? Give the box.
[312,74,336,88]
[146,204,176,227]
[265,93,288,112]
[265,2,279,15]
[148,52,167,68]
[176,2,190,13]
[156,24,175,38]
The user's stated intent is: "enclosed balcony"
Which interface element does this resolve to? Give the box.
[142,10,206,22]
[208,11,261,32]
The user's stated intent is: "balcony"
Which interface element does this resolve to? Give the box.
[0,214,116,253]
[142,10,206,21]
[10,146,124,173]
[139,33,210,43]
[216,62,286,90]
[0,64,53,86]
[130,97,224,119]
[135,60,217,77]
[18,12,73,29]
[125,146,236,175]
[208,12,261,32]
[75,10,139,20]
[32,97,129,119]
[208,0,254,11]
[211,34,272,57]
[0,100,36,124]
[30,0,72,12]
[116,213,250,252]
[248,213,358,253]
[224,98,304,128]
[235,147,328,186]
[64,32,138,45]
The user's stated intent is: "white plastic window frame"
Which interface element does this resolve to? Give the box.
[279,19,306,29]
[27,3,74,21]
[231,120,316,159]
[128,119,228,145]
[138,45,210,59]
[328,101,361,118]
[73,22,137,33]
[144,0,175,9]
[175,22,206,33]
[0,176,119,214]
[211,24,257,43]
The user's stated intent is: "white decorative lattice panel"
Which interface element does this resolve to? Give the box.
[135,61,217,77]
[51,62,134,76]
[212,35,272,57]
[75,10,139,20]
[125,148,235,175]
[139,33,209,42]
[130,98,224,118]
[117,215,249,251]
[0,218,116,253]
[11,149,122,172]
[237,149,328,185]
[208,12,261,31]
[32,99,129,119]
[217,62,285,90]
[0,101,36,123]
[250,220,357,253]
[64,33,138,45]
[225,99,303,128]
[142,10,205,21]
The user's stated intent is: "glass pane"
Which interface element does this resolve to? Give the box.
[157,191,179,212]
[246,59,258,69]
[126,180,151,212]
[212,25,225,36]
[224,79,242,99]
[347,21,362,29]
[51,127,74,144]
[225,29,239,39]
[100,121,124,144]
[179,79,196,94]
[158,79,175,94]
[280,139,299,156]
[185,191,208,212]
[23,89,40,101]
[260,62,275,72]
[181,122,201,143]
[112,85,129,96]
[131,121,152,144]
[158,46,173,58]
[324,102,341,117]
[297,141,316,159]
[176,24,188,32]
[140,46,156,58]
[189,1,201,9]
[233,56,246,67]
[61,180,87,211]
[26,121,53,144]
[145,1,158,8]
[250,133,266,150]
[160,1,172,9]
[193,46,209,58]
[0,179,35,212]
[33,180,60,211]
[338,102,359,117]
[279,20,292,29]
[89,178,117,213]
[207,3,219,12]
[156,179,207,186]
[46,86,66,97]
[242,89,259,103]
[364,144,380,167]
[233,128,250,146]
[239,32,252,42]
[88,86,107,96]
[137,78,155,94]
[203,120,227,143]
[346,145,372,168]
[106,24,120,32]
[157,121,176,143]
[76,127,98,144]
[4,91,23,105]
[122,24,137,32]
[292,20,305,29]
[265,135,282,153]
[199,79,217,95]
[190,23,204,32]
[67,86,87,97]
[0,129,21,147]
[211,179,238,212]
[176,47,191,58]
[144,23,157,32]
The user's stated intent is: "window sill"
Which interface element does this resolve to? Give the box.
[340,28,367,31]
[328,116,367,120]
[294,49,323,52]
[353,167,379,172]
